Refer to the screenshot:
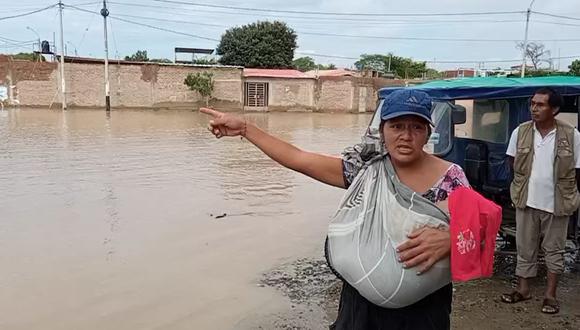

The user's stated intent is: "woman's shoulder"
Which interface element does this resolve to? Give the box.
[440,161,470,188]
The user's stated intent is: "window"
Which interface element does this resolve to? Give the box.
[473,100,509,143]
[456,99,509,144]
[429,102,453,155]
[244,82,269,107]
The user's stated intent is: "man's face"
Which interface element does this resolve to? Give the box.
[530,93,557,123]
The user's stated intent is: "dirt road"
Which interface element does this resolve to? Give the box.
[243,253,580,330]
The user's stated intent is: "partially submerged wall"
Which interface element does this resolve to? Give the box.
[0,56,244,109]
[0,55,404,112]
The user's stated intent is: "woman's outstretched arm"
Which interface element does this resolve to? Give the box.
[201,108,346,188]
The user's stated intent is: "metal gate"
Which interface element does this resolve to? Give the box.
[244,82,269,107]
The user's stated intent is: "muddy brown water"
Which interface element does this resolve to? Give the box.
[0,108,372,330]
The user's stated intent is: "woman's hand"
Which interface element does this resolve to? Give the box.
[200,107,246,138]
[396,227,450,275]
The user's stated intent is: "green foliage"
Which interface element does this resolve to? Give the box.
[570,59,580,76]
[293,56,316,71]
[425,68,442,79]
[216,21,297,68]
[355,53,427,79]
[507,70,569,78]
[124,50,149,62]
[11,52,44,62]
[292,57,337,72]
[150,58,173,63]
[192,58,218,65]
[184,72,214,106]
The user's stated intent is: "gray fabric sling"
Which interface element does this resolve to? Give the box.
[326,155,451,308]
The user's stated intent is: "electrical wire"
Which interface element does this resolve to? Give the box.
[65,4,220,41]
[153,0,525,17]
[298,51,580,64]
[110,10,524,27]
[532,11,580,22]
[104,1,525,25]
[68,9,580,44]
[0,4,58,21]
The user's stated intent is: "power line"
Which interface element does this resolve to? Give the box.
[532,11,580,22]
[108,16,120,59]
[0,36,36,44]
[533,19,580,27]
[66,5,220,42]
[113,13,224,27]
[112,7,524,26]
[153,0,525,17]
[298,31,523,43]
[299,52,580,64]
[105,1,527,25]
[86,11,580,43]
[75,2,102,52]
[0,4,57,21]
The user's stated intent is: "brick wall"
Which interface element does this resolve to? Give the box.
[1,56,404,112]
[0,56,243,109]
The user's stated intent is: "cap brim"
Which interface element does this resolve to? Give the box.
[381,111,434,126]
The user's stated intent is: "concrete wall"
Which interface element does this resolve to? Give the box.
[0,56,243,109]
[245,77,316,111]
[1,55,403,112]
[315,77,401,113]
[242,76,401,113]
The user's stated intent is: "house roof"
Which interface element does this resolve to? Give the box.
[243,68,310,78]
[304,69,358,77]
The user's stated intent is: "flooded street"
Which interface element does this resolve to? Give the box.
[2,108,579,330]
[0,108,372,330]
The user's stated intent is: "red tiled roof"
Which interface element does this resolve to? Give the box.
[243,68,310,78]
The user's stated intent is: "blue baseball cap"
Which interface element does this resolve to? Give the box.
[381,89,434,126]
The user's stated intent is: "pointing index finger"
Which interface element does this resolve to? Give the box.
[199,107,222,118]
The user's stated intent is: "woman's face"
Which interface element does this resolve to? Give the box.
[382,115,430,165]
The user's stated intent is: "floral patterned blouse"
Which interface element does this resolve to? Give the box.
[342,156,470,203]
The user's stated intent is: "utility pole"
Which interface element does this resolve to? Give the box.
[101,0,111,112]
[58,0,67,110]
[521,0,536,78]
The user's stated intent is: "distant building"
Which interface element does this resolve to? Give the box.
[304,68,359,78]
[443,68,475,78]
[510,64,534,72]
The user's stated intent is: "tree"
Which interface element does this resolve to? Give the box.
[124,50,149,62]
[570,59,580,76]
[216,21,297,68]
[11,52,44,62]
[355,53,427,79]
[292,57,337,71]
[184,72,214,106]
[192,58,218,65]
[516,42,550,70]
[150,58,172,63]
[292,56,316,71]
[425,68,442,79]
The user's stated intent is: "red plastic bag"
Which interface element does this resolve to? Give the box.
[448,187,502,282]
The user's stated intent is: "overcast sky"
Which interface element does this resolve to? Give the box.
[2,0,580,70]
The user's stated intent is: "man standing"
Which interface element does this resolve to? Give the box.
[501,87,580,314]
